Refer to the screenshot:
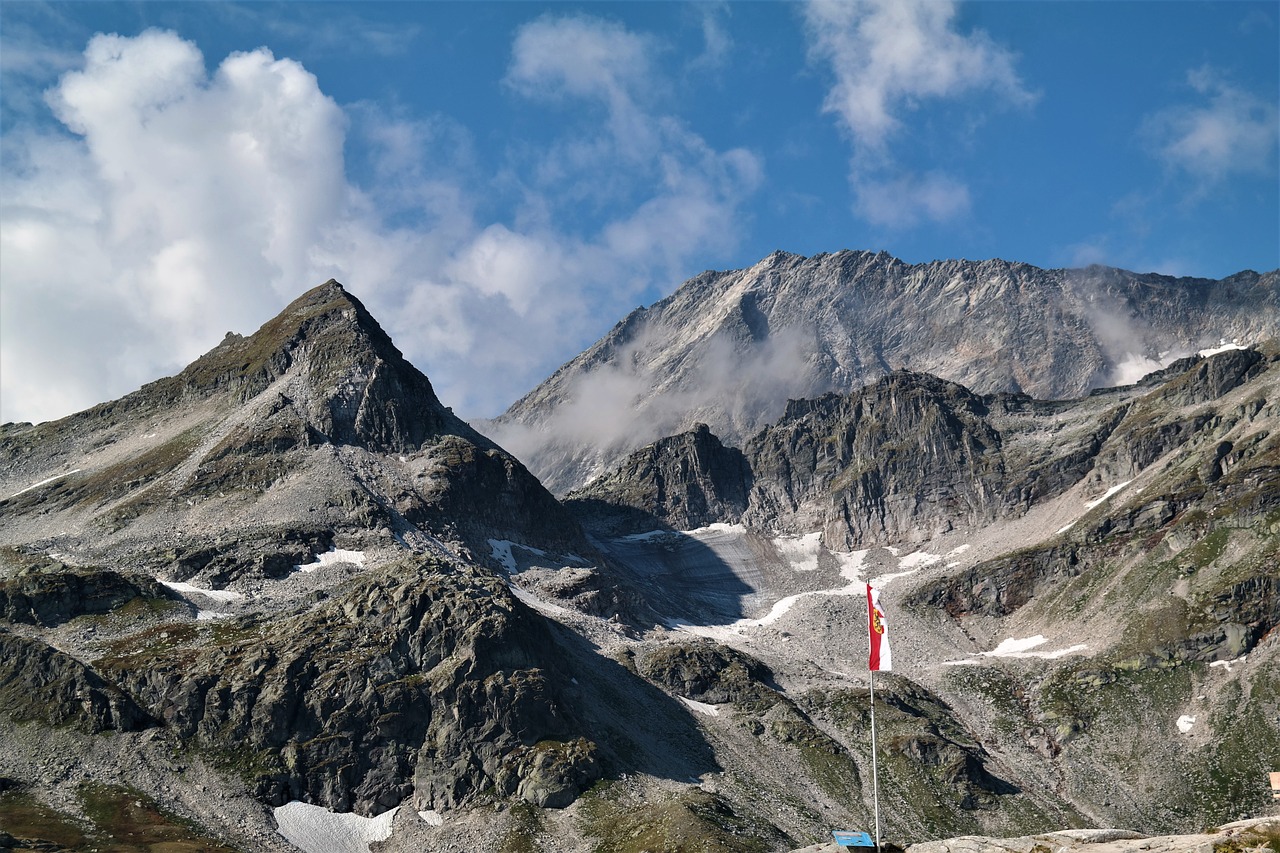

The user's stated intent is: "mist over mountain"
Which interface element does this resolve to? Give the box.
[488,250,1279,494]
[1,270,1277,853]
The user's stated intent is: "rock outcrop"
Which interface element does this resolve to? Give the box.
[94,556,601,815]
[0,631,155,732]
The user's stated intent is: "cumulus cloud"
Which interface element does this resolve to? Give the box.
[1145,66,1278,185]
[2,30,347,424]
[802,0,1032,228]
[1,22,761,426]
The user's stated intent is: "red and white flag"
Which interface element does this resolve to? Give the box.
[867,584,892,672]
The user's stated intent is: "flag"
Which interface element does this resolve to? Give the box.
[867,583,892,672]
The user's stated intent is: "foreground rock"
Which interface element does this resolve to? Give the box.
[790,816,1280,853]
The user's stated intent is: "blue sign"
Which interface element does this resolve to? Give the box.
[833,830,875,848]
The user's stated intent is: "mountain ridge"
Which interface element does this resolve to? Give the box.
[490,249,1279,494]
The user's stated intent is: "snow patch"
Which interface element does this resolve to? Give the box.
[669,549,870,634]
[1057,522,1075,534]
[679,697,721,717]
[685,522,747,536]
[983,635,1088,659]
[294,548,366,573]
[488,539,548,573]
[773,532,823,572]
[898,551,943,569]
[1177,715,1196,734]
[940,659,982,666]
[871,567,920,588]
[489,539,517,572]
[509,584,574,618]
[987,636,1048,655]
[665,619,744,643]
[1086,481,1131,510]
[196,611,233,621]
[9,469,82,499]
[1210,656,1246,672]
[417,810,443,827]
[946,544,971,557]
[620,529,675,542]
[1198,340,1245,358]
[273,802,397,853]
[160,581,244,604]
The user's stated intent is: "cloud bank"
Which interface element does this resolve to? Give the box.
[0,21,761,425]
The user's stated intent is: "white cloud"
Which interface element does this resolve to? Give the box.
[803,0,1033,155]
[801,0,1032,230]
[1146,66,1278,184]
[854,171,971,228]
[689,3,733,72]
[1,22,761,426]
[2,30,348,424]
[508,15,653,105]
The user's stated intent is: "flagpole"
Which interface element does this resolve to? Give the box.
[869,645,882,852]
[865,583,885,852]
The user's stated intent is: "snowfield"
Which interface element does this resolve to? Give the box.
[160,581,245,603]
[273,802,397,853]
[293,548,366,573]
[1086,481,1131,510]
[8,469,82,499]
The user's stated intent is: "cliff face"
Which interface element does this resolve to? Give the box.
[568,423,751,533]
[491,250,1279,494]
[740,372,1010,548]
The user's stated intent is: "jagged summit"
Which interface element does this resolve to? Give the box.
[157,278,477,454]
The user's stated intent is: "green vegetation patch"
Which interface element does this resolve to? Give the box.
[499,800,545,853]
[94,621,201,671]
[0,785,90,849]
[0,782,240,853]
[578,784,777,853]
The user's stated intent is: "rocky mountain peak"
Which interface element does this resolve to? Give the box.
[168,279,476,454]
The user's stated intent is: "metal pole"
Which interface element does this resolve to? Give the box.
[869,666,882,851]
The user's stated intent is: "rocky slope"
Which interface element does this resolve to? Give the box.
[489,250,1279,493]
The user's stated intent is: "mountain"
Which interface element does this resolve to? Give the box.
[2,276,1277,853]
[489,250,1279,494]
[0,280,586,574]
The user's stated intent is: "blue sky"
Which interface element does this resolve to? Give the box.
[2,1,1277,426]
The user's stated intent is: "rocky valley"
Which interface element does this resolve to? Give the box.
[1,255,1277,853]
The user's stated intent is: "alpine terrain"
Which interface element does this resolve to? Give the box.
[1,259,1277,853]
